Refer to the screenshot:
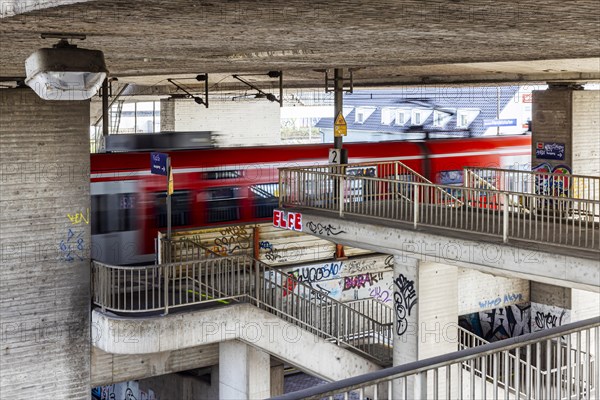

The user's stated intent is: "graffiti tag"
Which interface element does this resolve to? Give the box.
[394,274,417,336]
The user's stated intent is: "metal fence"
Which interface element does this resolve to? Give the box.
[92,252,393,364]
[279,162,600,251]
[464,167,600,202]
[271,317,600,400]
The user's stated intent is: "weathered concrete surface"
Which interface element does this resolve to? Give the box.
[0,1,598,87]
[91,344,219,387]
[92,304,380,382]
[0,89,91,398]
[293,210,600,292]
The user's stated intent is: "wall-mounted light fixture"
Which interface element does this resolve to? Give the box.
[25,33,108,100]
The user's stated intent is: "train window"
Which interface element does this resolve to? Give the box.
[206,186,241,223]
[91,193,137,234]
[251,183,279,218]
[203,170,243,180]
[154,191,191,228]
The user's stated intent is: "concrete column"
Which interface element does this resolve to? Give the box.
[270,358,285,397]
[0,89,90,398]
[392,257,458,399]
[392,256,419,398]
[532,87,600,176]
[219,341,270,400]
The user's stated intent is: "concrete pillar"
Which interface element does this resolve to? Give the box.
[392,257,458,399]
[160,98,281,147]
[532,86,600,176]
[0,89,90,397]
[270,358,285,397]
[219,341,270,399]
[392,256,419,399]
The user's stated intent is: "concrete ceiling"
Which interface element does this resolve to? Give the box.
[1,0,599,92]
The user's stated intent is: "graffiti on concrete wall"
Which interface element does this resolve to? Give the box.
[531,302,570,332]
[532,163,572,197]
[67,208,90,225]
[478,292,524,309]
[92,382,156,400]
[394,274,417,336]
[342,272,381,291]
[306,221,346,236]
[213,226,251,255]
[59,228,85,262]
[459,303,531,342]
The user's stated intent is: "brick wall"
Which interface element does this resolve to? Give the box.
[0,89,90,398]
[161,98,281,147]
[458,268,530,315]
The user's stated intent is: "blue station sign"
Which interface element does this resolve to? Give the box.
[536,142,565,160]
[150,152,168,176]
[483,119,518,128]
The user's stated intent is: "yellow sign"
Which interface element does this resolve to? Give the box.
[334,112,347,137]
[168,169,174,195]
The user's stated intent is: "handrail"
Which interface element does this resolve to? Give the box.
[464,166,600,202]
[279,162,600,251]
[92,252,394,364]
[270,316,600,400]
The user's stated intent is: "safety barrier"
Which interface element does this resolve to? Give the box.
[92,252,393,365]
[279,162,600,251]
[271,317,599,400]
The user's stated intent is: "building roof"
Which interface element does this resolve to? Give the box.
[316,86,520,138]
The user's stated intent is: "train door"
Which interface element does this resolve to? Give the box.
[91,180,151,265]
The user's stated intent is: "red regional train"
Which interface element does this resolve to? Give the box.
[90,135,531,265]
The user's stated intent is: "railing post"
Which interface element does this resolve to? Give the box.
[394,162,399,199]
[415,371,427,399]
[413,184,419,229]
[254,259,261,307]
[503,192,509,243]
[278,170,283,208]
[163,264,169,315]
[339,174,345,217]
[336,305,342,345]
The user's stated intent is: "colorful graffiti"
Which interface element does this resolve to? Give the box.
[532,163,572,197]
[459,303,531,342]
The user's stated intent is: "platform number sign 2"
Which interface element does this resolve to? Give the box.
[329,148,341,164]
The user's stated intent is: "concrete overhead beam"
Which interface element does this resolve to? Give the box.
[293,211,600,293]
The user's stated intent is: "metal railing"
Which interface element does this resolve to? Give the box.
[458,325,596,399]
[464,167,600,202]
[92,253,393,364]
[279,162,600,251]
[271,317,600,400]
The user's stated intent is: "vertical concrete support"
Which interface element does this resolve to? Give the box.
[392,258,458,399]
[270,358,285,397]
[219,341,270,400]
[418,262,458,396]
[392,256,419,399]
[532,87,600,176]
[0,89,90,398]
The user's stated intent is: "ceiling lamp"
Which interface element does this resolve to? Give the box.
[25,35,108,101]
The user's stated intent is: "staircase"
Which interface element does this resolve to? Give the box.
[92,237,393,366]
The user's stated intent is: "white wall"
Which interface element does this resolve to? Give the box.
[161,99,281,147]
